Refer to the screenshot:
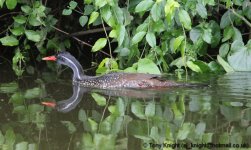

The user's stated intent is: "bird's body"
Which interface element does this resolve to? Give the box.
[43,51,206,89]
[73,72,181,89]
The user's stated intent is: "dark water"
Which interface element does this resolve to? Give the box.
[1,64,251,150]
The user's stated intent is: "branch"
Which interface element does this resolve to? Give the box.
[218,4,251,28]
[70,27,112,36]
[51,26,110,56]
[51,26,93,47]
[0,12,20,20]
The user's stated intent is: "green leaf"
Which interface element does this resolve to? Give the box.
[29,15,42,26]
[151,3,161,22]
[109,29,117,38]
[222,26,234,42]
[13,15,27,24]
[117,25,126,46]
[220,11,235,28]
[15,141,28,150]
[0,0,5,8]
[61,121,76,134]
[219,43,230,58]
[230,102,243,107]
[78,109,87,122]
[202,28,212,44]
[131,101,145,119]
[9,92,24,105]
[24,87,42,99]
[187,61,202,73]
[195,122,206,134]
[6,0,17,10]
[137,58,161,74]
[88,118,98,132]
[0,82,18,93]
[177,123,194,140]
[189,28,201,43]
[173,36,184,52]
[62,9,72,15]
[0,36,19,46]
[95,0,107,8]
[178,9,191,30]
[217,55,234,73]
[88,11,99,25]
[25,30,41,42]
[228,40,251,71]
[92,38,107,52]
[131,31,146,45]
[187,60,211,73]
[145,101,155,117]
[196,3,207,18]
[146,32,156,47]
[21,5,32,13]
[69,1,77,9]
[135,0,154,13]
[5,129,15,148]
[91,93,106,106]
[79,16,88,27]
[165,0,180,23]
[10,27,24,36]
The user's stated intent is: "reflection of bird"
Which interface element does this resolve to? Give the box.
[42,83,88,113]
[43,51,203,89]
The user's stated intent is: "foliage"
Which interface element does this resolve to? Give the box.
[0,0,251,76]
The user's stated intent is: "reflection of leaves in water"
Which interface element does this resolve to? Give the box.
[0,82,18,93]
[61,121,76,134]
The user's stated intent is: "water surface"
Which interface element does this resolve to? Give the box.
[1,64,251,150]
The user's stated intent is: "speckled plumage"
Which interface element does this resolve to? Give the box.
[49,51,202,89]
[73,72,181,89]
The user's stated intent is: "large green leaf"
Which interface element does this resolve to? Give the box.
[13,15,27,24]
[79,16,88,27]
[0,35,19,46]
[131,101,145,119]
[137,58,161,74]
[178,9,191,30]
[15,141,28,150]
[91,93,106,106]
[131,31,146,45]
[24,87,42,99]
[146,32,156,47]
[61,121,76,134]
[6,0,17,10]
[0,0,5,8]
[220,11,235,29]
[150,3,161,21]
[88,11,99,25]
[92,38,107,52]
[25,30,41,42]
[217,55,234,73]
[196,3,207,18]
[135,0,154,13]
[10,27,24,36]
[228,40,251,71]
[117,25,126,46]
[69,1,77,9]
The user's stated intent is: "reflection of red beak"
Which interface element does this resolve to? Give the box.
[42,56,57,61]
[41,101,56,108]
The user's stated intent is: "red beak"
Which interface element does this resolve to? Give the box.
[42,56,57,61]
[41,101,56,108]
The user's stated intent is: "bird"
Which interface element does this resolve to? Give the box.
[42,51,206,89]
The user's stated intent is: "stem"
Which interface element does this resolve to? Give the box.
[181,24,188,81]
[100,16,113,58]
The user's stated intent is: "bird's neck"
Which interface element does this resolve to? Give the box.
[62,56,89,81]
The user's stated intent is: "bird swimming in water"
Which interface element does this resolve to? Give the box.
[42,51,206,89]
